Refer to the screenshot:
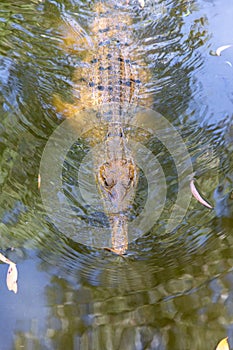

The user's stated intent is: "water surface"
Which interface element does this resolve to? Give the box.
[0,0,233,349]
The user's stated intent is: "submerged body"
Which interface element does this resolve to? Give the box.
[54,2,150,254]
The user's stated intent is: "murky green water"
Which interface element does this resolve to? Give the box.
[0,0,233,349]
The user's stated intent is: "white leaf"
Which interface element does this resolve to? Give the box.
[7,263,18,294]
[216,337,230,350]
[38,173,41,189]
[190,179,213,209]
[138,0,145,7]
[0,252,10,264]
[216,45,232,56]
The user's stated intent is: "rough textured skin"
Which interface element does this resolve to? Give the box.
[54,2,150,254]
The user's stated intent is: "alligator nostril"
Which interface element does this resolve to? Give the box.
[104,180,110,188]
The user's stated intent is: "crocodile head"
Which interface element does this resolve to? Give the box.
[97,154,138,254]
[97,158,138,213]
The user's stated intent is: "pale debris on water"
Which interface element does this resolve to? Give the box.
[7,263,18,294]
[0,252,18,293]
[215,45,232,56]
[138,0,145,7]
[216,337,230,350]
[38,173,41,189]
[210,45,232,57]
[190,179,213,209]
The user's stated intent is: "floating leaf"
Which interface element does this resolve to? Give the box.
[38,173,41,189]
[0,251,16,265]
[216,337,230,350]
[0,251,18,293]
[0,252,10,264]
[6,263,18,294]
[210,45,232,56]
[138,0,145,7]
[216,45,232,56]
[190,179,213,209]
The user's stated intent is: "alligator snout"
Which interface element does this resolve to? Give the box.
[108,182,127,202]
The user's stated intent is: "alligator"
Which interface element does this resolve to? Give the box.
[54,1,150,255]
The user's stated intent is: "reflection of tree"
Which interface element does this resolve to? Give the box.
[212,118,233,218]
[14,321,41,350]
[138,0,209,122]
[12,230,233,349]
